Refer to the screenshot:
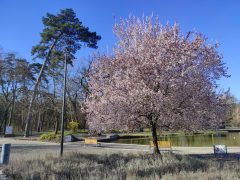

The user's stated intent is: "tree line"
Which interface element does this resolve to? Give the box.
[0,49,92,135]
[226,94,240,127]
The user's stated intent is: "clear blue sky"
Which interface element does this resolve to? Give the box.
[0,0,239,99]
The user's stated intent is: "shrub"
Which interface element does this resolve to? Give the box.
[40,133,60,142]
[67,121,79,133]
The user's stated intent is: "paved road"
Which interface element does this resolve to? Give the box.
[1,138,240,156]
[0,138,151,155]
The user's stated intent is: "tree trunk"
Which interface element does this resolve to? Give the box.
[24,58,48,137]
[21,109,24,131]
[8,105,14,126]
[24,40,58,137]
[67,93,78,121]
[151,122,161,156]
[54,114,59,135]
[52,78,59,135]
[8,84,17,126]
[37,111,41,132]
[40,114,44,132]
[3,110,8,134]
[3,119,7,135]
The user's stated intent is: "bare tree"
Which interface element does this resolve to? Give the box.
[67,62,92,128]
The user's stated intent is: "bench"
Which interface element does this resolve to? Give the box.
[84,138,101,146]
[149,140,172,150]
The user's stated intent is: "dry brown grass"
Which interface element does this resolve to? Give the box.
[3,152,240,180]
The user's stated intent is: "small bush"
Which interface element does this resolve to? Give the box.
[67,121,79,133]
[40,133,60,142]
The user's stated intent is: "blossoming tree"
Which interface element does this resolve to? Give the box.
[86,16,228,154]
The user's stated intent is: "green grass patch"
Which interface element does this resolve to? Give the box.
[40,133,61,142]
[39,129,88,142]
[9,129,88,137]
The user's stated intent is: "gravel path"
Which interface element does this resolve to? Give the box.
[1,137,240,156]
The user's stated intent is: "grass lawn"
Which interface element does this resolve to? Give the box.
[3,152,240,180]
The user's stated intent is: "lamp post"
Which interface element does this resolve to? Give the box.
[60,50,68,156]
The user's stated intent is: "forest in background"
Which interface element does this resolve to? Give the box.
[0,50,90,134]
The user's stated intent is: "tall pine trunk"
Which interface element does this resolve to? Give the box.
[24,58,48,137]
[8,85,16,126]
[53,78,59,135]
[24,40,58,137]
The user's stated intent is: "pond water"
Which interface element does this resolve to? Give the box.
[114,132,240,147]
